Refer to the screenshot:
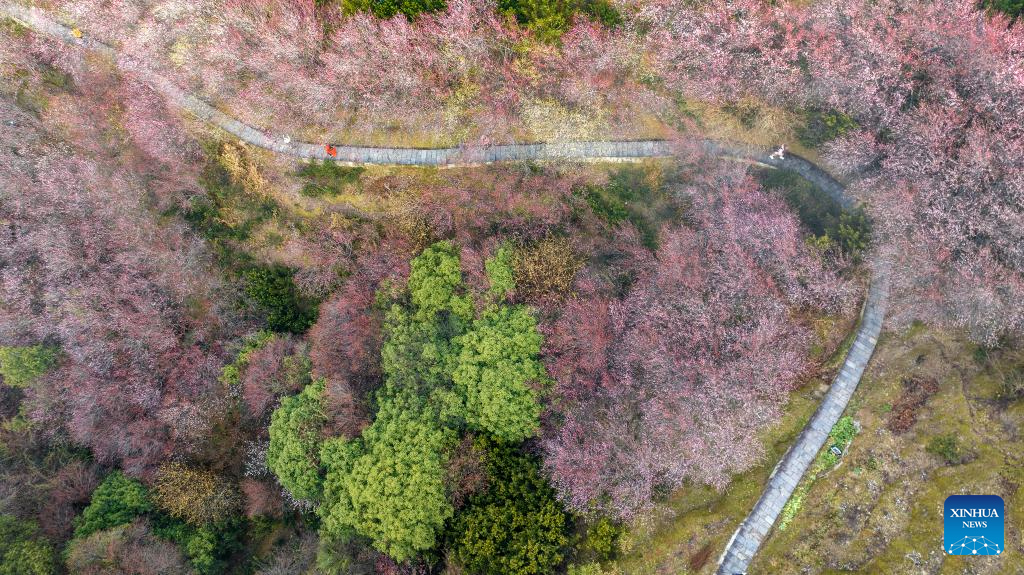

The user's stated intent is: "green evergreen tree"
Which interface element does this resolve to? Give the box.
[453,306,545,441]
[0,515,55,575]
[74,471,152,539]
[450,441,569,575]
[319,395,454,561]
[0,345,58,388]
[267,378,328,501]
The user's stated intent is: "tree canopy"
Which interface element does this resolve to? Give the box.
[0,345,57,388]
[0,515,55,575]
[267,377,329,502]
[453,306,545,442]
[318,395,454,561]
[73,471,152,539]
[450,441,569,575]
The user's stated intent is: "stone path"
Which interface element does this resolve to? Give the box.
[5,4,891,571]
[1,3,673,166]
[717,266,889,574]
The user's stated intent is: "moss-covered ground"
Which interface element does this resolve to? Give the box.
[751,326,1024,574]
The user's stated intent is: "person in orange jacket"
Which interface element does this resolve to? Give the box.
[325,144,338,158]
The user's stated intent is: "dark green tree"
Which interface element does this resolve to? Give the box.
[449,441,569,575]
[0,515,55,575]
[245,265,318,334]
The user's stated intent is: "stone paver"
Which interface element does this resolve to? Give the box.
[7,6,893,572]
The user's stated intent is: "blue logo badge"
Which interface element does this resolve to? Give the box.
[944,495,1004,556]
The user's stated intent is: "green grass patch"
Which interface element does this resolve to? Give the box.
[296,161,365,198]
[751,328,1024,573]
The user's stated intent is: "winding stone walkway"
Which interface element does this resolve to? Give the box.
[5,4,890,572]
[716,267,889,575]
[1,3,672,166]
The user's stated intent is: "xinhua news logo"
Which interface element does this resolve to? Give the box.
[944,495,1004,556]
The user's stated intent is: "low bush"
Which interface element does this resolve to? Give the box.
[797,109,859,148]
[245,265,319,334]
[512,237,582,302]
[926,434,967,465]
[341,0,446,19]
[153,463,242,526]
[886,377,939,434]
[983,0,1023,19]
[581,517,622,562]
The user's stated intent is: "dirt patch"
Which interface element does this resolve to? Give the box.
[886,376,939,433]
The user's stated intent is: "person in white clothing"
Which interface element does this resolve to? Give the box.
[769,144,786,160]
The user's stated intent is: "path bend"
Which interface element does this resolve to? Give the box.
[3,4,889,572]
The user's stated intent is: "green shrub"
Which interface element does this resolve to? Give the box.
[984,0,1023,19]
[567,563,610,575]
[485,243,516,299]
[777,483,808,532]
[497,0,621,42]
[0,345,58,388]
[998,365,1024,398]
[74,471,152,539]
[926,434,966,465]
[582,167,661,250]
[579,0,621,27]
[244,265,319,334]
[582,517,623,562]
[584,186,629,225]
[219,331,276,387]
[797,109,859,148]
[340,0,446,19]
[836,211,871,261]
[152,515,243,575]
[0,515,55,575]
[830,416,858,446]
[449,441,569,575]
[268,378,329,501]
